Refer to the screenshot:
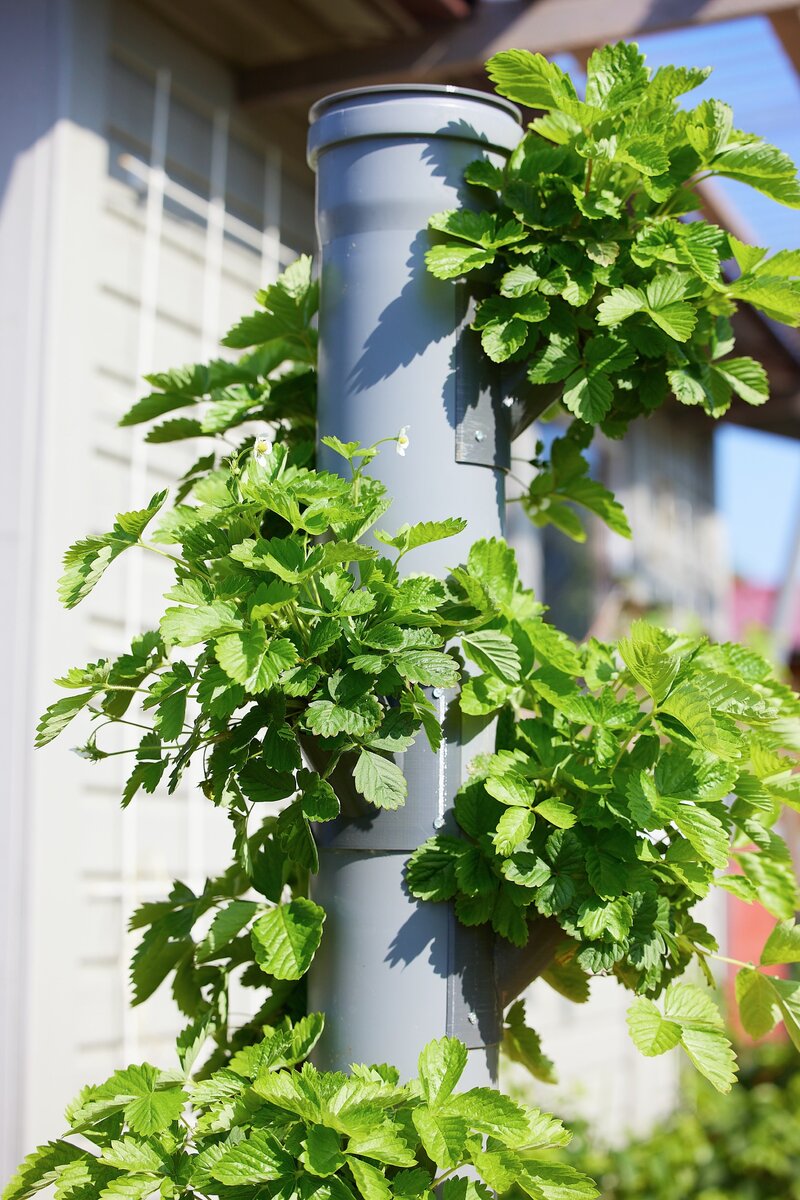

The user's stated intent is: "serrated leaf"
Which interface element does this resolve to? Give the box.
[417,1037,467,1106]
[251,899,325,980]
[618,619,679,702]
[35,692,95,747]
[215,628,298,694]
[411,1108,469,1170]
[761,918,800,965]
[58,492,167,609]
[596,286,645,326]
[487,49,571,110]
[212,1129,294,1185]
[160,602,242,647]
[503,1002,556,1084]
[3,1142,88,1200]
[301,1126,345,1177]
[714,356,769,406]
[626,997,682,1055]
[735,967,780,1039]
[99,1139,169,1174]
[375,518,467,555]
[305,694,383,739]
[561,369,613,423]
[771,977,800,1050]
[425,244,496,280]
[196,900,259,963]
[462,631,521,684]
[353,750,407,811]
[686,99,733,160]
[395,650,459,688]
[347,1157,391,1200]
[673,805,730,870]
[494,807,535,856]
[519,1161,598,1200]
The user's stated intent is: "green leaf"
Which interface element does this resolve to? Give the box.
[395,650,459,688]
[406,837,462,902]
[585,40,649,111]
[503,1000,557,1084]
[375,518,467,555]
[735,967,780,1039]
[462,631,521,684]
[618,619,679,702]
[761,918,800,965]
[770,977,800,1050]
[223,255,318,353]
[212,1129,294,1185]
[487,49,570,110]
[300,772,341,822]
[78,1065,187,1136]
[425,244,496,280]
[251,899,325,980]
[3,1142,88,1200]
[494,807,535,856]
[145,417,204,443]
[58,492,167,609]
[353,750,407,811]
[627,997,683,1056]
[301,1126,345,1177]
[596,286,645,327]
[305,694,383,739]
[216,628,298,694]
[100,1139,169,1174]
[665,983,738,1092]
[195,900,259,963]
[347,1157,391,1200]
[561,369,613,423]
[160,602,242,647]
[672,804,730,870]
[527,335,581,384]
[411,1108,469,1170]
[644,276,697,342]
[714,356,769,406]
[686,99,733,160]
[35,692,95,747]
[480,316,529,362]
[713,136,800,207]
[344,1126,416,1168]
[519,1161,598,1200]
[448,1087,529,1140]
[429,209,525,249]
[417,1037,467,1106]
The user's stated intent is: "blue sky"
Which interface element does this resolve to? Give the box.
[637,17,800,586]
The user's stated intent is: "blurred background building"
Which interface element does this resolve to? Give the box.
[2,0,799,1180]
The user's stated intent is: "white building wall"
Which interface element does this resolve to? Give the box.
[0,0,313,1177]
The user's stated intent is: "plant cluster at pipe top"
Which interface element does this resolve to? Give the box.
[6,40,800,1200]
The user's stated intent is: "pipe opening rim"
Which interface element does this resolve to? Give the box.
[309,83,521,126]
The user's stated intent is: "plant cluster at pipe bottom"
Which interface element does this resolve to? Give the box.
[4,1026,596,1200]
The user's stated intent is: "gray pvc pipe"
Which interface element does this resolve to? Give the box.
[307,85,522,1085]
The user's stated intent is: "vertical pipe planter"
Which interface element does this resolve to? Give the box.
[307,86,522,1085]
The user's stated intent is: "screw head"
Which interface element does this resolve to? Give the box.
[467,1011,478,1025]
[474,429,485,442]
[432,687,444,699]
[433,816,446,829]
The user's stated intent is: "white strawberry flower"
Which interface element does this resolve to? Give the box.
[253,431,273,466]
[396,426,410,456]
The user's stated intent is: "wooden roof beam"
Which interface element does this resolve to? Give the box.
[770,6,800,71]
[239,0,800,105]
